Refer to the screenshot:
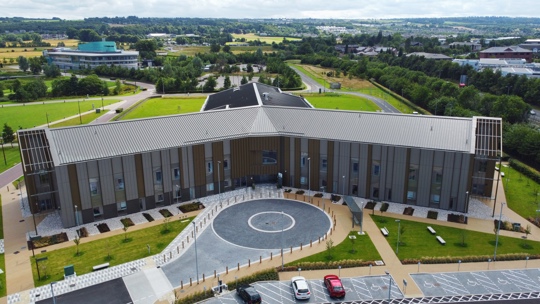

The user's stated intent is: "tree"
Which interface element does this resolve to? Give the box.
[122,225,129,242]
[78,29,101,42]
[73,235,81,256]
[524,225,532,239]
[113,79,122,95]
[398,225,406,245]
[246,63,253,73]
[135,39,158,60]
[28,57,42,75]
[223,75,231,89]
[2,124,14,147]
[43,63,61,78]
[325,239,334,260]
[18,56,29,72]
[203,76,217,92]
[222,45,231,53]
[210,43,221,53]
[241,75,248,85]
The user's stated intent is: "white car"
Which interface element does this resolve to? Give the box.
[291,276,311,300]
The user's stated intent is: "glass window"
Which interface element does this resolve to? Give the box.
[321,157,328,171]
[372,165,380,176]
[223,159,230,170]
[115,177,125,191]
[300,176,307,185]
[207,161,213,174]
[301,153,308,167]
[89,178,99,196]
[206,183,214,191]
[157,194,164,202]
[117,201,127,211]
[409,169,417,180]
[173,168,180,180]
[353,162,359,173]
[262,150,277,165]
[155,170,162,183]
[407,191,416,200]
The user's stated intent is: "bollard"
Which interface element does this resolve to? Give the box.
[249,259,251,267]
[182,241,185,249]
[300,243,303,250]
[260,256,262,264]
[290,246,292,254]
[226,266,229,274]
[163,255,166,263]
[203,274,205,282]
[212,210,214,216]
[214,270,216,278]
[237,263,240,271]
[170,252,172,259]
[310,240,312,247]
[331,228,333,235]
[177,246,179,254]
[181,281,183,289]
[190,278,192,286]
[318,236,321,243]
[271,252,273,260]
[187,236,190,243]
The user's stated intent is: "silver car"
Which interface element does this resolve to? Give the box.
[291,276,311,300]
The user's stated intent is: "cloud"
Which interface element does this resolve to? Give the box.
[3,0,540,19]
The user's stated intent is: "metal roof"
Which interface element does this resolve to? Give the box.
[43,106,480,165]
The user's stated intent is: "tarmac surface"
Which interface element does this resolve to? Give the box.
[35,278,131,304]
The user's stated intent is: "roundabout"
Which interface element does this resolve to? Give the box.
[212,199,332,250]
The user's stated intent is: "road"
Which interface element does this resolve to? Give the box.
[290,66,400,114]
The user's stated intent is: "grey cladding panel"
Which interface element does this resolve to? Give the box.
[122,155,138,200]
[87,161,99,178]
[392,147,407,203]
[161,150,172,192]
[170,148,179,164]
[417,149,433,207]
[142,153,154,196]
[112,157,123,174]
[76,163,91,210]
[204,142,212,158]
[98,159,115,206]
[441,152,455,209]
[56,166,75,227]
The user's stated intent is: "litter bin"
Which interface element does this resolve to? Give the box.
[96,108,101,113]
[513,223,521,232]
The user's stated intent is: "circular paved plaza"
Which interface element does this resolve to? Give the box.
[212,199,332,250]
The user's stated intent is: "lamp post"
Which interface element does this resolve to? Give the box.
[281,211,284,270]
[77,99,82,124]
[465,191,469,211]
[0,133,6,165]
[46,113,50,128]
[284,170,287,187]
[74,205,78,226]
[493,202,506,261]
[217,161,221,205]
[192,221,199,283]
[50,281,57,304]
[385,271,392,301]
[101,96,104,111]
[395,220,401,254]
[307,157,311,204]
[342,175,345,195]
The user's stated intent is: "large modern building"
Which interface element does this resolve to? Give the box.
[18,94,502,228]
[43,40,139,71]
[480,46,533,63]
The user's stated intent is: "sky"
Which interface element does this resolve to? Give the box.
[3,0,540,20]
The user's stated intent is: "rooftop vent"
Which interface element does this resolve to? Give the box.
[262,92,269,101]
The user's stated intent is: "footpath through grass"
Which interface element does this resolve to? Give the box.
[371,215,538,261]
[0,99,119,129]
[289,231,381,265]
[50,111,108,128]
[32,217,194,287]
[500,164,540,220]
[120,97,206,120]
[0,146,21,174]
[300,93,380,112]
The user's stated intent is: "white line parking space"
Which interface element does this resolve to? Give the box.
[203,275,403,304]
[411,269,540,297]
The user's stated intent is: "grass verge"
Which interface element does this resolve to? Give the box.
[50,111,108,128]
[299,93,380,112]
[371,215,538,261]
[500,164,540,220]
[119,97,206,120]
[0,146,21,174]
[32,217,194,287]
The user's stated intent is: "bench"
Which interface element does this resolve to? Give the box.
[92,262,110,271]
[436,236,446,245]
[427,226,436,234]
[380,227,389,236]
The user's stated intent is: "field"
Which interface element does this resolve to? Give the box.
[120,97,206,120]
[0,39,79,60]
[289,231,381,264]
[32,217,194,286]
[289,62,418,114]
[166,45,274,56]
[371,215,538,260]
[300,93,380,112]
[230,33,301,44]
[0,147,22,173]
[0,99,120,129]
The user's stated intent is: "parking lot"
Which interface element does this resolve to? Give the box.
[411,269,540,297]
[204,275,403,303]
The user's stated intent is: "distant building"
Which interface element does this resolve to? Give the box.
[519,39,540,53]
[43,40,139,71]
[480,46,532,62]
[406,52,452,60]
[146,33,170,38]
[449,42,482,51]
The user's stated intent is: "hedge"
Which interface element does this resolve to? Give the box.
[509,158,540,184]
[281,259,375,272]
[402,253,539,265]
[369,80,430,115]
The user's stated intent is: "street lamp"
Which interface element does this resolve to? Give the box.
[50,281,57,304]
[0,132,6,165]
[192,221,199,283]
[74,205,78,226]
[281,211,284,270]
[395,220,401,254]
[46,113,50,128]
[493,202,506,261]
[385,271,392,301]
[101,96,104,111]
[342,175,345,195]
[217,161,221,205]
[307,157,311,204]
[77,99,82,124]
[465,191,469,211]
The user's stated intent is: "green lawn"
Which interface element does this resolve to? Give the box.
[371,215,538,260]
[301,93,380,112]
[0,99,119,129]
[32,217,194,286]
[0,146,21,173]
[289,231,381,264]
[50,111,108,128]
[120,97,206,120]
[230,33,301,44]
[500,164,540,220]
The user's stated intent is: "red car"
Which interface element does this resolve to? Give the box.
[324,274,346,298]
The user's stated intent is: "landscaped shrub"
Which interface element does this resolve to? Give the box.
[403,207,414,216]
[427,210,438,220]
[32,232,69,249]
[331,194,341,202]
[142,213,154,222]
[284,189,292,193]
[380,202,389,212]
[296,190,305,195]
[314,193,323,198]
[402,253,540,265]
[121,218,134,227]
[97,223,110,233]
[281,260,375,272]
[77,227,89,238]
[509,158,540,184]
[365,201,376,210]
[115,108,123,113]
[159,209,173,218]
[178,202,204,213]
[448,213,467,224]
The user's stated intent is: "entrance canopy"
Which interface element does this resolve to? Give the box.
[344,196,364,227]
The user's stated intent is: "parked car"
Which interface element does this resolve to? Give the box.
[236,284,262,304]
[291,276,311,300]
[324,274,346,298]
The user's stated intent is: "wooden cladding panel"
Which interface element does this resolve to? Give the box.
[327,141,334,193]
[230,137,280,179]
[308,139,320,191]
[294,138,301,188]
[212,142,224,183]
[134,154,145,198]
[68,164,81,209]
[192,144,206,186]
